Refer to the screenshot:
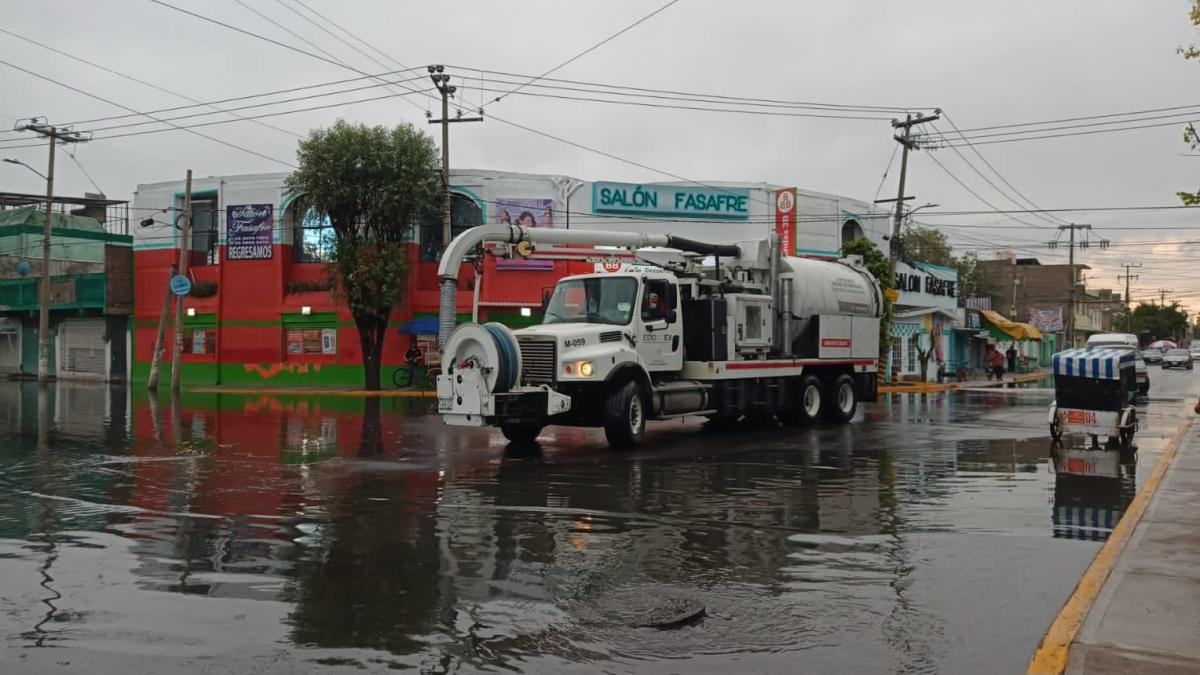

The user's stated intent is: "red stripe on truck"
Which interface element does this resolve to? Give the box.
[723,359,876,370]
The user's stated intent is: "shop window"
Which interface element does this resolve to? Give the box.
[282,312,338,358]
[420,193,483,262]
[188,195,219,266]
[184,327,216,354]
[293,206,335,263]
[891,338,903,372]
[907,334,920,372]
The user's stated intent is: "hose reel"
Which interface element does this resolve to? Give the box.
[441,322,523,394]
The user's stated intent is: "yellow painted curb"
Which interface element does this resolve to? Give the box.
[879,371,1049,395]
[188,387,437,398]
[1027,415,1195,674]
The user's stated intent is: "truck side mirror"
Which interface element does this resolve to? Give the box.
[666,309,677,324]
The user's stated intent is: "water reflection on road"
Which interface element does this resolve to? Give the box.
[0,381,1178,673]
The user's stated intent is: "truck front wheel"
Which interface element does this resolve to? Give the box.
[604,380,647,449]
[821,374,858,424]
[500,423,544,444]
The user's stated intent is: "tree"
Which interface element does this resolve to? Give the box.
[842,236,895,357]
[914,333,934,382]
[1130,302,1190,342]
[954,251,996,301]
[899,225,953,267]
[1179,1,1200,203]
[286,120,441,390]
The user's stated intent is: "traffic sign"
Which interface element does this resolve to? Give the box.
[169,275,192,296]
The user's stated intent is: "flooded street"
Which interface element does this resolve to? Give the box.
[0,374,1194,674]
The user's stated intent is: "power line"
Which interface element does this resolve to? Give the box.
[937,113,1069,226]
[0,57,296,167]
[921,150,1047,229]
[482,0,682,112]
[931,116,1200,147]
[0,26,302,140]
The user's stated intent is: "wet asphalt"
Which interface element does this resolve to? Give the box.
[0,368,1195,674]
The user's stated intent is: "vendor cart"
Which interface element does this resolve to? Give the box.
[1048,347,1138,449]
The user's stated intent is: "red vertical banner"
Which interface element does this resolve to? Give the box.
[774,188,796,257]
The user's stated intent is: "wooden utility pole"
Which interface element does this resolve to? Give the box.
[1053,223,1105,347]
[1158,289,1173,307]
[1118,262,1141,333]
[888,111,941,269]
[13,119,90,384]
[146,263,177,391]
[427,65,482,248]
[170,170,193,392]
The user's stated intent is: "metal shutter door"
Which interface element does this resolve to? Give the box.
[62,318,106,375]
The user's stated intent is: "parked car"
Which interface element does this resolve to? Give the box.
[1142,348,1164,364]
[1162,348,1194,370]
[1190,341,1200,361]
[1086,334,1149,394]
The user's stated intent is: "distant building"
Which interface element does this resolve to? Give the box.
[0,192,132,381]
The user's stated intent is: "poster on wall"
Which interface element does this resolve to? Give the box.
[226,204,274,260]
[496,198,554,270]
[1029,307,1064,332]
[286,329,303,355]
[320,328,337,354]
[192,329,207,354]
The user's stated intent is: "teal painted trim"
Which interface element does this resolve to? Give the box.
[795,247,840,257]
[134,242,178,251]
[914,261,957,274]
[450,186,488,223]
[2,224,132,244]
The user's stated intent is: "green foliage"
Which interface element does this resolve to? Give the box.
[284,120,441,389]
[899,226,953,267]
[954,251,996,300]
[842,237,895,356]
[1179,3,1200,202]
[1130,302,1190,342]
[285,277,334,295]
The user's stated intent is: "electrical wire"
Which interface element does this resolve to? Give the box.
[482,0,682,112]
[0,56,295,167]
[922,150,1047,229]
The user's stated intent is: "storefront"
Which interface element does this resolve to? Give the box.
[979,309,1044,370]
[131,169,891,387]
[890,261,960,381]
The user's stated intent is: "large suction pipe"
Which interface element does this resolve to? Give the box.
[437,225,741,347]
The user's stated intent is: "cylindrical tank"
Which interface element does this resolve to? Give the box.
[780,256,882,319]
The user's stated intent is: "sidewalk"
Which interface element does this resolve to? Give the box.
[879,369,1049,394]
[1063,419,1200,673]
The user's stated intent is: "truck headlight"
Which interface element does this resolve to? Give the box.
[577,360,594,377]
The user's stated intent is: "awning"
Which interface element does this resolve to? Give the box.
[980,309,1043,341]
[398,316,440,335]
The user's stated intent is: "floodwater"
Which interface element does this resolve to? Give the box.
[0,371,1193,674]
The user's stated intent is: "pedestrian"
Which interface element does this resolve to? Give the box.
[1006,344,1018,373]
[405,341,422,388]
[989,348,1006,381]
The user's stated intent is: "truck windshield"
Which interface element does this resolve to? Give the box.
[543,277,638,326]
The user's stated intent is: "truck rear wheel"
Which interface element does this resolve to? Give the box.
[604,380,646,450]
[779,374,823,426]
[821,374,858,424]
[500,423,544,444]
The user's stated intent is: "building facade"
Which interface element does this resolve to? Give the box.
[0,193,132,381]
[131,169,891,387]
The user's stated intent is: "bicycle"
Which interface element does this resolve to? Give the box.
[392,365,440,391]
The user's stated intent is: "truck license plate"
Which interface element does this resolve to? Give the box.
[438,398,453,412]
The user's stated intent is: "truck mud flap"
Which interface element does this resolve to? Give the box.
[856,372,878,403]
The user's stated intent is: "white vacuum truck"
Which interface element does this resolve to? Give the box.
[435,225,882,449]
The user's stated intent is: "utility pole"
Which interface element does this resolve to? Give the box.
[1118,262,1141,333]
[1159,289,1173,307]
[888,111,941,269]
[1051,223,1107,347]
[170,170,193,393]
[12,119,90,385]
[427,65,482,248]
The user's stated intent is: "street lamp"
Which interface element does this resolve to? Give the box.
[907,202,940,219]
[2,157,47,181]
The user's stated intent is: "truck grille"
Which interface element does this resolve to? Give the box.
[599,331,622,343]
[517,338,556,385]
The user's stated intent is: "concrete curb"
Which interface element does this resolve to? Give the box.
[880,371,1049,394]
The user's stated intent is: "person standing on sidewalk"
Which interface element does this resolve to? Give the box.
[989,348,1006,381]
[1006,344,1018,373]
[404,341,422,388]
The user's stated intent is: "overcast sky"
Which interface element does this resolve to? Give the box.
[2,0,1200,309]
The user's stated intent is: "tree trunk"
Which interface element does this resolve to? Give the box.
[354,309,391,391]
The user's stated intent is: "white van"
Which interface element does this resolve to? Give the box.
[1086,333,1149,394]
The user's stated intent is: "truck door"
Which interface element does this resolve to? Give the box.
[638,278,683,371]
